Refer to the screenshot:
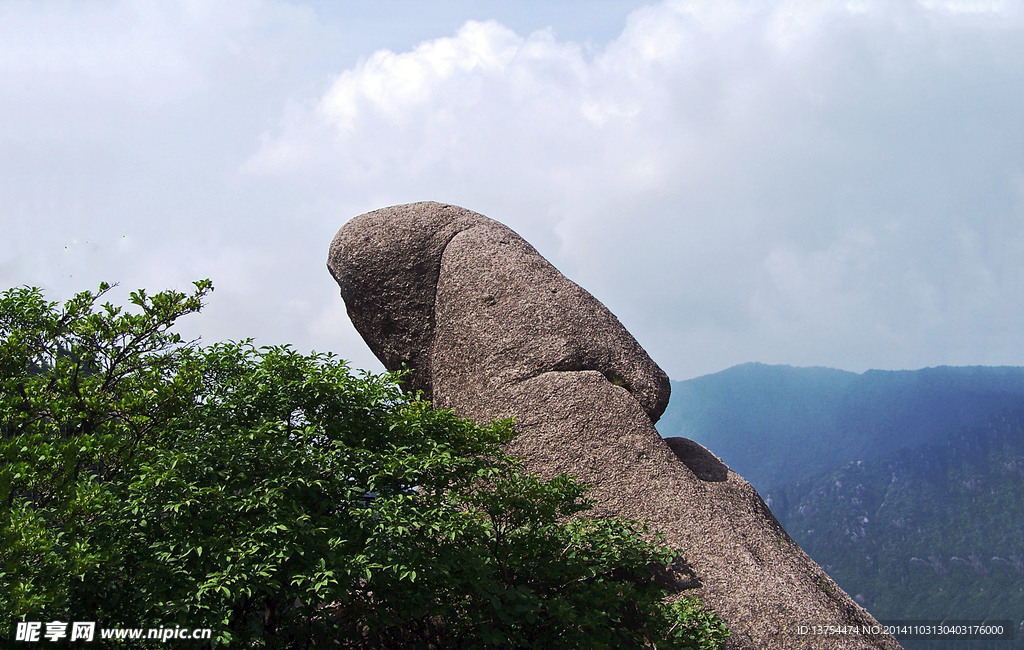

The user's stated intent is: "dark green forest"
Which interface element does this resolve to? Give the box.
[767,411,1024,649]
[659,363,1024,649]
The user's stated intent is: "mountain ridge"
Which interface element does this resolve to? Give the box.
[658,363,1024,649]
[657,362,1024,491]
[764,408,1024,649]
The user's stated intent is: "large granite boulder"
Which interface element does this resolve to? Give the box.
[328,201,901,650]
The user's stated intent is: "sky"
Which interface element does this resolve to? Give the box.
[2,0,1023,381]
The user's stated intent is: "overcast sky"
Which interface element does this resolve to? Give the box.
[3,0,1023,380]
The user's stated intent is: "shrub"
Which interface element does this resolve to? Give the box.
[1,282,728,649]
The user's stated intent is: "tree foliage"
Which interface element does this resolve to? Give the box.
[1,282,728,649]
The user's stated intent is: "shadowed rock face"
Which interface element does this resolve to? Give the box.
[328,201,902,650]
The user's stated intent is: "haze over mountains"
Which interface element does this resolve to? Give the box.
[658,363,1024,491]
[657,363,1024,649]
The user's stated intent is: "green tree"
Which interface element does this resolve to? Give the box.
[1,282,728,649]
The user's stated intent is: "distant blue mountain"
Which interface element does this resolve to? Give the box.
[766,409,1024,649]
[657,363,1024,648]
[657,362,1024,491]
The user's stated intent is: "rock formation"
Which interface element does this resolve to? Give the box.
[328,201,902,650]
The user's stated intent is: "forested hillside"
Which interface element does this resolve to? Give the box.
[766,410,1024,649]
[659,363,1024,648]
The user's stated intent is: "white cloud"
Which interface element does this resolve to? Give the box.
[918,0,1015,15]
[320,21,523,134]
[246,0,1024,378]
[5,0,1024,379]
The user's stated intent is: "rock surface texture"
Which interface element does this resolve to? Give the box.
[328,201,902,650]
